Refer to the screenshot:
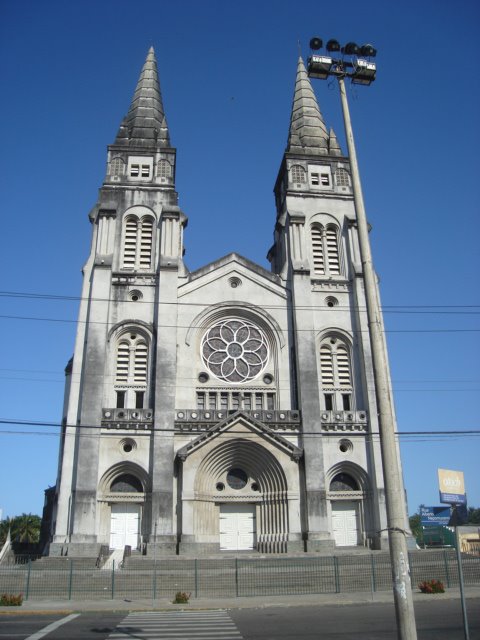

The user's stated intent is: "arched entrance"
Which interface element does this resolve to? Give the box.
[98,463,149,551]
[327,464,370,548]
[193,439,290,553]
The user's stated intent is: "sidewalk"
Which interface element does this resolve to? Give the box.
[1,587,479,614]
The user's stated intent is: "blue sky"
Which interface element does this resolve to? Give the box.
[0,0,479,520]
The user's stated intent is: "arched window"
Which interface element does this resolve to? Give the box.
[320,336,353,411]
[111,474,143,493]
[121,215,154,270]
[156,159,172,178]
[291,164,306,184]
[110,157,125,177]
[335,168,350,187]
[311,223,342,276]
[114,332,149,409]
[330,473,359,492]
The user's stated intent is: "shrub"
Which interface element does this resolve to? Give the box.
[173,591,191,604]
[418,579,445,594]
[0,593,23,606]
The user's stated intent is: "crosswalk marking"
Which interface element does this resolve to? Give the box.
[108,610,243,639]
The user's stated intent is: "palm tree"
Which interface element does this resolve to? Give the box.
[10,514,41,543]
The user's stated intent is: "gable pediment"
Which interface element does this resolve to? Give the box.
[176,411,303,462]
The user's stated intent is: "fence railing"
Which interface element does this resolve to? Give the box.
[0,550,478,601]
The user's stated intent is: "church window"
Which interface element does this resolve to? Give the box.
[308,165,332,189]
[311,224,342,276]
[335,168,350,187]
[121,215,154,270]
[114,333,149,409]
[201,319,269,383]
[127,156,153,180]
[110,157,125,177]
[330,473,359,492]
[157,159,172,178]
[111,474,143,493]
[291,164,306,184]
[320,337,353,410]
[130,164,140,177]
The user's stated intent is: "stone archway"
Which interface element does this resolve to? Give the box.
[97,462,150,550]
[326,462,371,548]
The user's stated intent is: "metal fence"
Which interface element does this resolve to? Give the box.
[0,550,478,601]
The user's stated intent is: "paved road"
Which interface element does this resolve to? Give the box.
[0,599,479,639]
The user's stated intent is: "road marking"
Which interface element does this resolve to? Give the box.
[108,611,243,639]
[25,613,80,640]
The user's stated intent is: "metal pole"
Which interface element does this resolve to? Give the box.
[337,75,417,640]
[454,517,470,639]
[152,520,157,607]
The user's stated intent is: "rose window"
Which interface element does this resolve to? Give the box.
[201,319,269,383]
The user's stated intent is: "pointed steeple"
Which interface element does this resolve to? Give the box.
[115,47,170,149]
[328,128,343,156]
[287,57,329,155]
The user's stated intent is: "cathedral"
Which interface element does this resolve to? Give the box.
[50,47,402,557]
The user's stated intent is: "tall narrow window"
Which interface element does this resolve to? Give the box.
[320,337,353,410]
[291,164,306,184]
[311,226,325,275]
[310,223,342,277]
[325,226,340,275]
[157,159,172,178]
[114,332,149,409]
[110,157,125,177]
[121,215,154,270]
[335,168,350,187]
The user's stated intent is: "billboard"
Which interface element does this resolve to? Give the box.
[420,506,451,526]
[438,468,466,504]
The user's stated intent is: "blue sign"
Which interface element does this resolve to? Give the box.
[420,506,451,526]
[440,492,467,505]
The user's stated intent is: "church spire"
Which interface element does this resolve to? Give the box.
[115,47,170,149]
[287,57,329,155]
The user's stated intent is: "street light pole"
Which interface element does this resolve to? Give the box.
[337,73,417,640]
[307,36,417,638]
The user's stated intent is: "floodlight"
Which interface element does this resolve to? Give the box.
[309,37,323,51]
[360,44,377,57]
[351,59,376,85]
[326,39,341,52]
[307,55,333,79]
[343,42,360,55]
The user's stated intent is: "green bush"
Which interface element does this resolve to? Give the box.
[0,593,23,606]
[418,579,445,594]
[173,591,191,604]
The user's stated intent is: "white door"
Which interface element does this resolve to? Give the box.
[332,501,359,546]
[219,504,256,551]
[110,504,140,550]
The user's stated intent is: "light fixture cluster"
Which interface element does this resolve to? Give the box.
[307,37,377,85]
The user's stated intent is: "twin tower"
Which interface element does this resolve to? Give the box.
[49,48,403,557]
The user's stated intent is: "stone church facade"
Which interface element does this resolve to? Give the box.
[50,48,401,557]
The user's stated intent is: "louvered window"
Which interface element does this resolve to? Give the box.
[325,226,340,275]
[121,215,154,270]
[115,342,130,383]
[320,338,353,410]
[114,332,149,409]
[311,226,325,274]
[133,342,148,383]
[311,224,342,276]
[139,218,153,269]
[320,345,334,385]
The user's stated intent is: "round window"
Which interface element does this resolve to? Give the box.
[226,468,248,490]
[201,319,268,383]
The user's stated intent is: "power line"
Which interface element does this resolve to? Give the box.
[0,313,478,333]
